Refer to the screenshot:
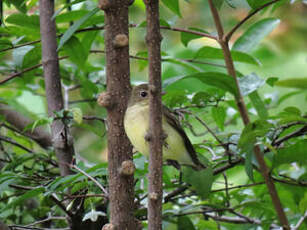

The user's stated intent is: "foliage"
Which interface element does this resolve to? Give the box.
[0,0,307,229]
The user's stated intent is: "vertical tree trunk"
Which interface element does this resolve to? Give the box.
[39,0,74,177]
[144,0,163,229]
[98,0,137,229]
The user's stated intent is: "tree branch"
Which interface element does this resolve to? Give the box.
[225,0,281,42]
[0,104,52,149]
[207,1,289,228]
[39,0,74,177]
[160,25,217,40]
[274,125,307,146]
[292,210,307,230]
[144,0,163,229]
[70,164,108,196]
[0,56,68,85]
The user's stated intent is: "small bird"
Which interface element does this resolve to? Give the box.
[124,84,205,170]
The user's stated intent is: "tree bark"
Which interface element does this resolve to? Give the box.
[98,0,137,229]
[39,0,74,177]
[144,0,163,229]
[0,104,52,149]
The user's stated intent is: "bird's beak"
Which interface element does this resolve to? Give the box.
[161,91,167,96]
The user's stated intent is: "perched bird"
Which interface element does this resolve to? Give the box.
[124,84,205,170]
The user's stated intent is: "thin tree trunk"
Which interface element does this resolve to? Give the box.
[207,0,290,229]
[98,0,137,229]
[39,0,74,177]
[144,0,163,229]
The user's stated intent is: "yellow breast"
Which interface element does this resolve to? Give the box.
[124,103,194,166]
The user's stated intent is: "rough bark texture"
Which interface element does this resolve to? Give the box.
[144,0,163,229]
[39,0,74,177]
[100,0,136,229]
[0,104,52,149]
[207,0,290,229]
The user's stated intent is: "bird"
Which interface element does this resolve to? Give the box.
[124,83,205,170]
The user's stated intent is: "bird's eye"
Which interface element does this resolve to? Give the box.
[140,91,148,98]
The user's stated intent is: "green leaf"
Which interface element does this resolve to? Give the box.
[1,187,45,212]
[273,140,307,167]
[275,78,307,89]
[247,0,273,9]
[81,30,99,55]
[244,149,255,181]
[57,7,100,51]
[163,72,238,96]
[0,38,12,50]
[195,46,260,66]
[180,27,209,47]
[71,107,83,124]
[211,106,226,131]
[249,91,268,119]
[23,117,52,133]
[277,106,306,123]
[183,167,213,199]
[239,73,265,96]
[52,0,87,19]
[232,18,280,52]
[63,36,87,68]
[55,10,90,23]
[299,193,307,214]
[238,120,273,152]
[5,13,39,30]
[22,46,41,68]
[178,216,196,230]
[161,0,182,17]
[12,46,34,68]
[283,106,301,116]
[213,0,224,9]
[266,77,278,87]
[7,0,27,13]
[163,90,188,107]
[224,0,236,8]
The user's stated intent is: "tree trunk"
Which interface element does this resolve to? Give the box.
[98,0,137,229]
[144,0,163,229]
[39,0,74,177]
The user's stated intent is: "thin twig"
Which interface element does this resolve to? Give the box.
[0,56,68,85]
[90,49,225,68]
[292,210,307,230]
[62,193,105,201]
[9,225,69,230]
[0,135,33,153]
[70,164,108,196]
[225,0,281,42]
[160,25,217,40]
[25,217,66,227]
[223,173,230,207]
[0,24,215,54]
[83,115,106,124]
[274,125,307,146]
[164,184,189,203]
[211,182,265,192]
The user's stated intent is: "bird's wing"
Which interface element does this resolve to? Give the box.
[162,105,205,169]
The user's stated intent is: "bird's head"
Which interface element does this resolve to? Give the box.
[128,84,150,107]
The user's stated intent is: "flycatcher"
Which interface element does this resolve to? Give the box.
[124,84,205,170]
